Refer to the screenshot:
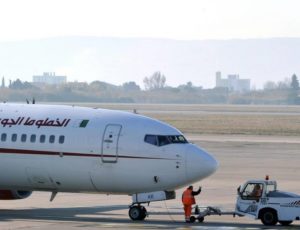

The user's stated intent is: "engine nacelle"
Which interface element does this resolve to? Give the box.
[0,190,32,200]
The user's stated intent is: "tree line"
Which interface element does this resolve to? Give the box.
[0,72,299,105]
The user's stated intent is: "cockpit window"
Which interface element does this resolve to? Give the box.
[144,135,158,146]
[144,135,188,146]
[168,135,187,143]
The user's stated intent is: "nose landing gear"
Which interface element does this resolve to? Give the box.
[129,190,175,221]
[129,205,147,221]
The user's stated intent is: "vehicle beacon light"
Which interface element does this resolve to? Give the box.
[265,175,269,181]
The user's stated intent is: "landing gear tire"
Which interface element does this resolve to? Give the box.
[139,206,147,220]
[260,210,278,226]
[129,205,147,221]
[279,221,293,226]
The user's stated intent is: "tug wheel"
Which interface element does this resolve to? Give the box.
[190,216,196,223]
[260,209,278,226]
[198,216,204,222]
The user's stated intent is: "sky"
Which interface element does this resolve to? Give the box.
[1,0,300,41]
[0,0,299,88]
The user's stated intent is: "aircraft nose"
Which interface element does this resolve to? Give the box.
[186,145,218,182]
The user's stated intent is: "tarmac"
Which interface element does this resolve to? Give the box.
[1,134,299,229]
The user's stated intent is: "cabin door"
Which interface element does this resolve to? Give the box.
[101,124,122,163]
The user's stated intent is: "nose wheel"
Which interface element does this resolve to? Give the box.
[129,205,147,221]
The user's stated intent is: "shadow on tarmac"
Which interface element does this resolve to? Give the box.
[0,206,298,229]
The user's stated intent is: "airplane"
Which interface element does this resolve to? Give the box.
[0,103,218,220]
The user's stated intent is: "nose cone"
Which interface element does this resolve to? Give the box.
[186,145,218,182]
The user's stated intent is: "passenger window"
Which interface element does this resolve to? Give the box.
[144,135,158,146]
[1,133,7,142]
[21,134,27,142]
[11,134,17,142]
[59,135,65,144]
[30,134,36,143]
[40,135,46,143]
[49,135,55,143]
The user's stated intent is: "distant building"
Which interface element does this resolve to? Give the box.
[1,77,5,88]
[32,72,67,85]
[215,71,250,92]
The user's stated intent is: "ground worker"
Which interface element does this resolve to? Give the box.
[182,185,201,222]
[251,184,263,198]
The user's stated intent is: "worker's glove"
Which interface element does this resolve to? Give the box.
[199,186,202,192]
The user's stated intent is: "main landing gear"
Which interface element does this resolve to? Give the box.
[128,205,147,221]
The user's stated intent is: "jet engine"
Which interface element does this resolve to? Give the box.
[0,190,32,200]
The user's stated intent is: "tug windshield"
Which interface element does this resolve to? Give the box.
[266,184,276,194]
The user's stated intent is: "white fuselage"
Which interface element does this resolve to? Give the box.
[0,104,218,195]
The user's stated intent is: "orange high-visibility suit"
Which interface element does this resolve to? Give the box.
[182,186,202,222]
[182,188,195,221]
